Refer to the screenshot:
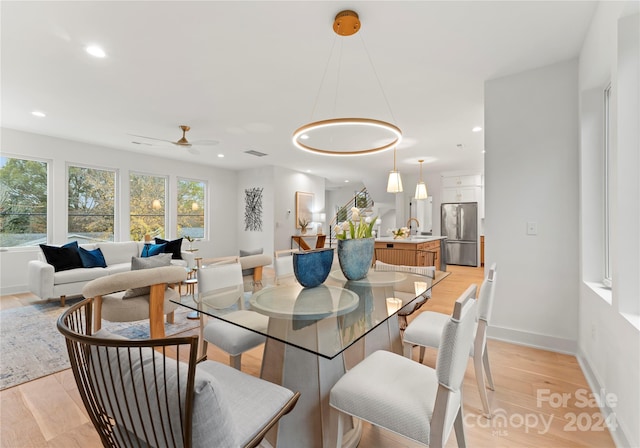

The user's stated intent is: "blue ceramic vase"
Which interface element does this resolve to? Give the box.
[337,237,374,281]
[292,248,334,288]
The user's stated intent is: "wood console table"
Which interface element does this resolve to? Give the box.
[291,234,326,250]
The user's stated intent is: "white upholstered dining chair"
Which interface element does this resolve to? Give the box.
[329,284,478,447]
[197,258,269,370]
[273,249,299,285]
[403,263,498,418]
[374,259,436,330]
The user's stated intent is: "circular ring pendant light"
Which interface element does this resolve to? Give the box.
[292,10,402,156]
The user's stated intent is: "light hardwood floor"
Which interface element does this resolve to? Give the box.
[0,265,615,447]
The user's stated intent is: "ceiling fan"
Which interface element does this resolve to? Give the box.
[130,125,219,153]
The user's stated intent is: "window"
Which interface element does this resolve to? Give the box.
[130,173,167,241]
[0,156,48,247]
[603,84,612,287]
[68,165,116,242]
[177,178,205,239]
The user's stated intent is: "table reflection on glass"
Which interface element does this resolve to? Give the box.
[173,268,449,448]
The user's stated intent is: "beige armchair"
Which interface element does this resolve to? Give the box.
[81,265,187,338]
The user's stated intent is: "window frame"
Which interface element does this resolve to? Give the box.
[0,153,51,248]
[129,171,168,241]
[66,162,118,243]
[603,83,612,288]
[176,177,207,241]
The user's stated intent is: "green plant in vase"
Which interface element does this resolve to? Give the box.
[298,217,310,235]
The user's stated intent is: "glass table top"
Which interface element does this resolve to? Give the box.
[173,268,450,360]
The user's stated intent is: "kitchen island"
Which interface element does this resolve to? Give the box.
[375,236,447,271]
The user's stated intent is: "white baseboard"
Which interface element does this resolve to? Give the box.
[577,350,633,448]
[0,284,29,296]
[487,325,577,355]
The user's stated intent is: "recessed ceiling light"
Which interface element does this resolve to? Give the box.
[300,134,310,140]
[344,180,350,183]
[31,111,46,118]
[482,150,486,154]
[85,45,106,58]
[472,126,482,132]
[306,169,311,173]
[217,154,224,158]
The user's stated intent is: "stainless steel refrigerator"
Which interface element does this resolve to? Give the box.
[441,202,478,266]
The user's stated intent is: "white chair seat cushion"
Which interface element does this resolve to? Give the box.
[330,350,439,444]
[100,287,180,322]
[203,311,268,356]
[196,360,295,447]
[404,311,478,357]
[403,311,449,350]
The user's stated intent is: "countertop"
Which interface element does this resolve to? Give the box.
[375,236,447,243]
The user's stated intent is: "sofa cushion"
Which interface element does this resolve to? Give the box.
[79,247,108,268]
[98,241,140,265]
[54,267,107,285]
[141,243,166,258]
[155,237,183,260]
[40,241,83,272]
[122,254,172,299]
[239,248,263,276]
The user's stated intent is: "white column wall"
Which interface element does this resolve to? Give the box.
[484,59,580,351]
[577,3,640,447]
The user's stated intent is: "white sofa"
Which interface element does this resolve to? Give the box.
[27,241,195,306]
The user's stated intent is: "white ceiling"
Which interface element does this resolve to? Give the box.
[1,1,597,190]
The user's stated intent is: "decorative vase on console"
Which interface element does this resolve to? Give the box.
[334,207,377,281]
[298,218,309,235]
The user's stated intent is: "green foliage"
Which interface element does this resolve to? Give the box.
[177,179,204,238]
[0,158,48,244]
[129,174,166,241]
[68,166,115,239]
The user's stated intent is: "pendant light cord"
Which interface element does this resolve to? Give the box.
[358,33,398,125]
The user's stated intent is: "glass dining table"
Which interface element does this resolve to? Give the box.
[173,267,450,448]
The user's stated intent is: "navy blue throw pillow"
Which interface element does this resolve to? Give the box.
[39,241,83,272]
[141,243,166,257]
[154,238,183,260]
[78,247,108,268]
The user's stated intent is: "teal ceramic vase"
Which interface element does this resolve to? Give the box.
[337,238,374,281]
[293,248,334,288]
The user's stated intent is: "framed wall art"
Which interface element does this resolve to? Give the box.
[295,191,313,229]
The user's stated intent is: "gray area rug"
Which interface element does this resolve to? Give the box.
[0,299,199,391]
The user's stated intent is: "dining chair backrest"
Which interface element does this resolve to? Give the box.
[274,249,298,285]
[477,263,497,323]
[57,298,199,448]
[436,284,478,391]
[374,260,436,278]
[198,260,245,310]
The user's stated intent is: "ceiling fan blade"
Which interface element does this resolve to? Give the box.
[128,134,174,144]
[188,147,200,155]
[190,139,219,146]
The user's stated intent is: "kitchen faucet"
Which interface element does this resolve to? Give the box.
[406,217,420,235]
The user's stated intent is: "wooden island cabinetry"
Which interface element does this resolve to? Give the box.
[374,237,446,271]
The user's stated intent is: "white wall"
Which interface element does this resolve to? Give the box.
[237,167,275,257]
[577,3,640,447]
[272,166,325,252]
[0,128,238,293]
[484,59,580,352]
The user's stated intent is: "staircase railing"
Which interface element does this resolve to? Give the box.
[328,188,375,248]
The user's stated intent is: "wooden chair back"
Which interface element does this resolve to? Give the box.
[57,298,198,448]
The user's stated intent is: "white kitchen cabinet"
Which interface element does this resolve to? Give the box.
[441,174,482,189]
[442,186,481,203]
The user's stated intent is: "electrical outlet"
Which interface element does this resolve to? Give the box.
[527,221,538,235]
